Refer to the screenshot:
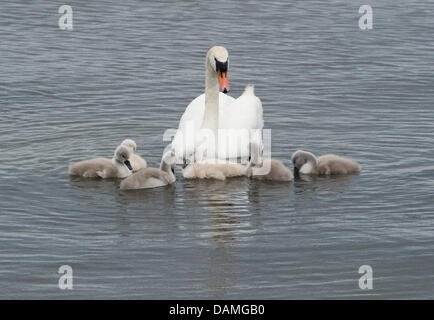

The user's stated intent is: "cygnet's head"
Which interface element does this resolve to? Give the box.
[114,145,133,171]
[161,150,176,174]
[291,150,317,175]
[121,139,137,153]
[207,46,230,93]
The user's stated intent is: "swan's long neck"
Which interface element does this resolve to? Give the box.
[202,58,219,132]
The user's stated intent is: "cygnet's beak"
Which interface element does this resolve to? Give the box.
[293,166,300,177]
[216,58,230,93]
[124,160,133,171]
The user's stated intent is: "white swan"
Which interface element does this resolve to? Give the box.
[121,139,148,172]
[291,150,361,175]
[69,145,133,178]
[171,46,263,163]
[120,151,176,190]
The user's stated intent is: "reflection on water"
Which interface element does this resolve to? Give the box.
[69,176,121,193]
[204,246,235,299]
[183,177,252,248]
[117,184,176,206]
[294,174,359,193]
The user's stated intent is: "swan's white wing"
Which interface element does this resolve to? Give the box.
[177,94,205,131]
[220,85,263,130]
[218,86,264,159]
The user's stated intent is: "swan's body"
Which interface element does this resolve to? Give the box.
[120,151,176,190]
[291,150,361,175]
[69,145,133,178]
[121,139,147,172]
[245,143,293,181]
[183,162,246,180]
[171,46,263,163]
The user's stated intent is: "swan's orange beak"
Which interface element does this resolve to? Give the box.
[218,70,230,94]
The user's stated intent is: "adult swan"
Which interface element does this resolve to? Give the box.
[171,46,263,164]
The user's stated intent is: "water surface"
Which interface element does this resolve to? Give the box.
[1,0,433,299]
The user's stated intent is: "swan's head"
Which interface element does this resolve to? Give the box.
[207,46,230,93]
[121,139,137,153]
[291,150,317,175]
[114,145,133,171]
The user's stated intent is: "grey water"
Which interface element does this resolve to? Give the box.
[1,0,433,299]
